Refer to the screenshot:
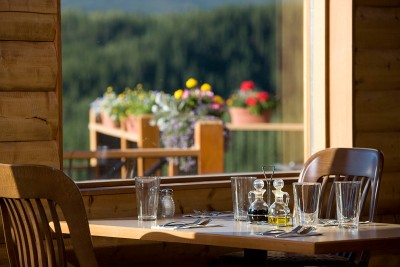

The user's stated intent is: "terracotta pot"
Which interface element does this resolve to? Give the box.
[229,107,271,124]
[124,114,138,133]
[100,112,119,128]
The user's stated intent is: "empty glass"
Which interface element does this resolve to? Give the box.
[135,176,160,221]
[231,176,256,221]
[335,181,362,229]
[293,182,321,228]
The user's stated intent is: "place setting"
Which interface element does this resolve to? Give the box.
[230,165,367,238]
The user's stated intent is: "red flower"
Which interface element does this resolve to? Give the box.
[257,91,270,102]
[240,80,255,92]
[245,97,258,106]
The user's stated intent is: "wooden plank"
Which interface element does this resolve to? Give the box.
[226,123,303,131]
[0,41,57,91]
[0,92,58,121]
[195,121,224,174]
[0,12,56,41]
[377,172,400,217]
[356,0,400,6]
[0,141,60,169]
[355,90,400,131]
[355,132,400,172]
[355,49,400,79]
[0,117,56,141]
[355,49,400,91]
[355,7,400,49]
[0,0,57,13]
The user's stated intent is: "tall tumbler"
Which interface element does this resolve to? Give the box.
[335,181,362,229]
[293,182,321,228]
[135,176,160,221]
[231,176,256,221]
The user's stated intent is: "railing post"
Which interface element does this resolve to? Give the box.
[136,115,160,176]
[194,120,224,174]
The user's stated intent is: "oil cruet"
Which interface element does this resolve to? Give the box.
[247,179,269,223]
[268,179,291,226]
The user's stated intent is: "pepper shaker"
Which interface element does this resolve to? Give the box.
[159,188,175,218]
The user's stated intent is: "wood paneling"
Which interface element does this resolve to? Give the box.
[355,7,400,49]
[0,12,56,41]
[353,4,400,266]
[0,92,58,118]
[355,0,400,6]
[0,117,55,141]
[0,0,57,13]
[377,172,400,217]
[0,141,60,169]
[354,49,400,91]
[355,90,400,131]
[355,132,400,172]
[0,41,57,91]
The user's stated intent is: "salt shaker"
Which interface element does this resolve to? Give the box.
[159,188,175,218]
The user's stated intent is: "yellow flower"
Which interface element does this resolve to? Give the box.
[226,98,233,106]
[214,95,224,105]
[106,86,113,94]
[174,89,183,99]
[200,83,212,91]
[186,78,198,89]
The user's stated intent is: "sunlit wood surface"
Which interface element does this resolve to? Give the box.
[59,218,400,255]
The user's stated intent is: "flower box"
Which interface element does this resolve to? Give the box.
[229,107,271,124]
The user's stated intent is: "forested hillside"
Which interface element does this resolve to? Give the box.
[61,0,268,13]
[62,4,278,150]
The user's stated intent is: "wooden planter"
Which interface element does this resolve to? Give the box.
[229,107,272,124]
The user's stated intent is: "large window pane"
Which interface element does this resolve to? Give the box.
[61,0,303,180]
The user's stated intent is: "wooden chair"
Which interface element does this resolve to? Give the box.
[0,164,99,267]
[212,147,384,267]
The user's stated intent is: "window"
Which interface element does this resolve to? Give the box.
[61,0,304,180]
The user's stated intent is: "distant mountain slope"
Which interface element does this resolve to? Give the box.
[61,0,268,13]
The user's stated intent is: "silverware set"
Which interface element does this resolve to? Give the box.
[159,218,212,228]
[259,225,318,238]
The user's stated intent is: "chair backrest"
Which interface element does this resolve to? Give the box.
[0,164,99,267]
[299,147,384,221]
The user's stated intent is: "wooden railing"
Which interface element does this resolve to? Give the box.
[65,120,224,179]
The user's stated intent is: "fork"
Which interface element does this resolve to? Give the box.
[176,218,212,229]
[160,218,203,227]
[275,225,313,237]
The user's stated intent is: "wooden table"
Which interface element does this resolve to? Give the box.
[60,217,400,265]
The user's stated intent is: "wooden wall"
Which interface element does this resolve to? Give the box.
[0,0,62,168]
[353,1,400,265]
[353,0,400,224]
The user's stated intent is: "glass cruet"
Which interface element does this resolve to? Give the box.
[158,188,175,218]
[268,179,291,226]
[247,179,269,223]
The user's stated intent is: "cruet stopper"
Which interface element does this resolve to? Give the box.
[268,179,291,226]
[247,179,268,223]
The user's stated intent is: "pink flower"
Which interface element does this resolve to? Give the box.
[257,91,270,102]
[240,80,255,92]
[245,97,258,106]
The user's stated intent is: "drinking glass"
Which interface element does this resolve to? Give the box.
[231,176,256,221]
[293,182,321,228]
[335,181,362,229]
[135,176,160,221]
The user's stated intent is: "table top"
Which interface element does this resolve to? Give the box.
[63,217,400,255]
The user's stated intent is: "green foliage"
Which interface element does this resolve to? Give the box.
[62,5,278,150]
